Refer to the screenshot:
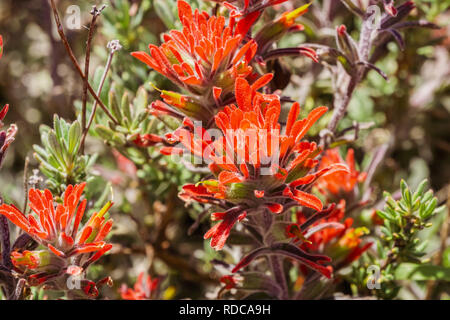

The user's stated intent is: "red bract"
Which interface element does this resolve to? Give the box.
[0,35,3,59]
[132,0,259,124]
[120,272,159,300]
[220,275,239,289]
[178,76,348,250]
[0,183,113,289]
[292,200,372,269]
[315,148,367,198]
[383,0,398,16]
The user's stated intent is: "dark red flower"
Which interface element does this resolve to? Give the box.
[178,76,348,250]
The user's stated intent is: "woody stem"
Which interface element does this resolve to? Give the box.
[0,197,12,271]
[49,0,118,125]
[269,255,289,300]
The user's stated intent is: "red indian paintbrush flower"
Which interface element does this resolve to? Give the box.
[178,75,348,251]
[132,0,259,125]
[315,148,367,200]
[0,183,113,288]
[119,272,159,300]
[288,200,372,270]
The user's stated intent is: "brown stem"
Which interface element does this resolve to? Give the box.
[48,0,118,125]
[81,5,106,153]
[0,197,12,270]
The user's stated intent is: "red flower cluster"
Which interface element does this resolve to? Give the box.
[120,272,159,300]
[284,149,371,272]
[128,0,372,285]
[178,76,348,250]
[315,148,367,200]
[0,183,113,296]
[131,1,317,149]
[132,0,259,125]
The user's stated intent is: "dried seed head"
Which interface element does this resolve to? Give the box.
[107,40,122,53]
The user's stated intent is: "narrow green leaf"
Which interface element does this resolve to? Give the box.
[412,179,428,202]
[109,90,122,121]
[121,91,131,126]
[68,121,81,155]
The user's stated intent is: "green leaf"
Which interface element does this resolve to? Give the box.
[109,90,122,121]
[400,179,408,196]
[47,131,66,169]
[121,91,131,126]
[134,86,148,112]
[422,190,433,203]
[420,197,437,220]
[93,67,105,94]
[404,188,412,207]
[377,209,394,221]
[95,125,115,140]
[68,121,81,155]
[154,0,176,29]
[443,247,450,268]
[34,153,60,174]
[53,114,63,140]
[33,144,49,159]
[412,179,428,202]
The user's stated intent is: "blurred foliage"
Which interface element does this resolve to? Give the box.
[347,179,448,299]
